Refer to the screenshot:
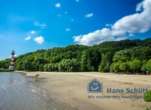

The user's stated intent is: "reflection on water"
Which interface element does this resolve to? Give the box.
[0,72,54,110]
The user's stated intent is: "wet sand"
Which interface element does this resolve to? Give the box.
[24,72,151,110]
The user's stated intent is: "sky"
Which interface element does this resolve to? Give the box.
[0,0,151,59]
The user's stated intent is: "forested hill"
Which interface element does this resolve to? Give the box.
[1,39,151,74]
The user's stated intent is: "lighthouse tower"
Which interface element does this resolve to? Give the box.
[9,50,16,71]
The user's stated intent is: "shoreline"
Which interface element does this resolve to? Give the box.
[19,72,151,110]
[20,71,151,85]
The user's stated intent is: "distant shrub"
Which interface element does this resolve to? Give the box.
[144,90,151,102]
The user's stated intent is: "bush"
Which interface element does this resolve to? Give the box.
[144,90,151,102]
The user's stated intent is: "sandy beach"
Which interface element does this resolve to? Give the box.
[23,72,151,110]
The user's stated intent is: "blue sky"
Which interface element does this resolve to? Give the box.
[0,0,151,59]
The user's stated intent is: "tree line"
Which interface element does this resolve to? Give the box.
[1,39,151,74]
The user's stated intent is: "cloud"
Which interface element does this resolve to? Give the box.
[136,2,143,12]
[24,30,45,45]
[34,21,47,29]
[65,28,71,32]
[55,3,61,8]
[74,0,151,45]
[25,30,37,41]
[85,13,94,18]
[30,30,36,34]
[25,36,31,41]
[34,36,45,44]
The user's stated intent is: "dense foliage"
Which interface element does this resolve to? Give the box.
[1,39,151,74]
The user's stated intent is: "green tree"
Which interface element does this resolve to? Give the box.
[142,59,151,74]
[44,63,58,71]
[21,55,37,71]
[80,51,88,71]
[81,49,101,71]
[119,62,129,72]
[23,61,35,71]
[110,62,120,73]
[99,52,112,72]
[1,38,151,74]
[0,59,10,69]
[58,59,80,72]
[128,59,142,73]
[113,50,131,62]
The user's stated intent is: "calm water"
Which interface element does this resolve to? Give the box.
[0,72,55,110]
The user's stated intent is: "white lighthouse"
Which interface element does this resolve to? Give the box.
[9,50,16,71]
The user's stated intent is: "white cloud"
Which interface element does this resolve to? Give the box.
[55,3,61,8]
[65,28,71,32]
[25,36,31,41]
[34,21,47,29]
[105,24,112,27]
[34,36,45,44]
[24,30,45,45]
[85,13,94,18]
[74,0,151,45]
[136,2,143,12]
[30,30,36,34]
[25,30,37,41]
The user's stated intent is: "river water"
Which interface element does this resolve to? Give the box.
[0,72,56,110]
